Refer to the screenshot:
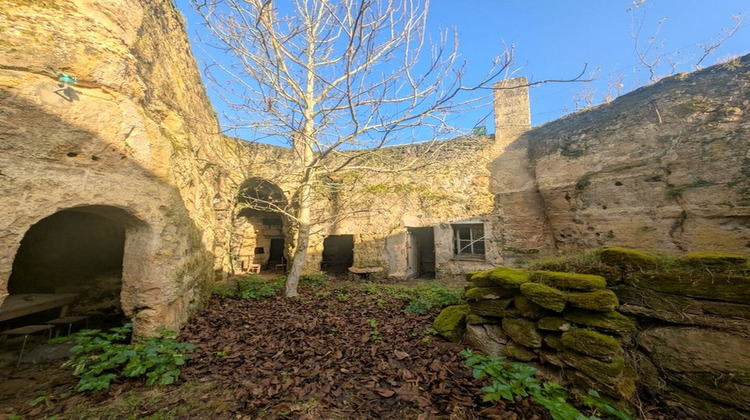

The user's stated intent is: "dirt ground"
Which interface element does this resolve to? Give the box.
[0,277,551,419]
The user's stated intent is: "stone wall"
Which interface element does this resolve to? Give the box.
[0,0,230,334]
[491,56,750,257]
[437,248,750,418]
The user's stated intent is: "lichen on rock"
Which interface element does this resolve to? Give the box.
[513,295,547,319]
[505,341,537,361]
[520,282,567,312]
[531,270,607,291]
[433,304,470,342]
[487,266,531,288]
[463,286,516,301]
[468,298,515,318]
[537,316,571,332]
[568,289,619,312]
[563,309,636,336]
[502,317,543,348]
[682,251,748,267]
[598,247,658,270]
[561,329,621,359]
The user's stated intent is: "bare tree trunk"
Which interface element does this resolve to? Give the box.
[285,182,312,298]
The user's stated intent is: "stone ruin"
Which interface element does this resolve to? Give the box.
[0,0,747,357]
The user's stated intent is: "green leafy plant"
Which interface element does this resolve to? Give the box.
[461,349,633,420]
[54,323,196,392]
[368,318,382,344]
[210,275,284,300]
[300,272,328,287]
[405,283,461,314]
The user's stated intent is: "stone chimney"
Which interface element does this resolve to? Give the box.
[493,77,531,146]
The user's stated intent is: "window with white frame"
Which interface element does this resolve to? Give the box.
[452,223,485,258]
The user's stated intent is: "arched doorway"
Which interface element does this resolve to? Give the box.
[233,178,289,273]
[6,205,145,327]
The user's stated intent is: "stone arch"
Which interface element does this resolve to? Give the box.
[232,178,290,273]
[5,205,151,326]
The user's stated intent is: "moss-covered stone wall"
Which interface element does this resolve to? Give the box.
[437,248,750,418]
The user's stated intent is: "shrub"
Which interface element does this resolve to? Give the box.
[405,282,461,314]
[54,323,196,392]
[461,349,633,420]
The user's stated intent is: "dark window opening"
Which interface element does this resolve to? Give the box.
[321,235,354,274]
[453,223,486,259]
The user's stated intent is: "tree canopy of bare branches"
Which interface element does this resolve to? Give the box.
[191,0,515,296]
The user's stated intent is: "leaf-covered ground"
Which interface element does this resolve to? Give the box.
[0,278,548,419]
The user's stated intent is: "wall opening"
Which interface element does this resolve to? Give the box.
[233,178,288,272]
[6,206,144,328]
[407,227,436,279]
[321,235,354,274]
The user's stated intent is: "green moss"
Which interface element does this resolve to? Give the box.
[464,282,477,292]
[463,287,516,302]
[432,304,470,342]
[561,329,621,359]
[513,295,547,319]
[568,289,619,312]
[559,352,626,386]
[487,267,531,288]
[502,318,543,348]
[563,310,636,336]
[505,341,537,361]
[469,270,496,287]
[543,334,565,351]
[598,247,658,270]
[467,298,514,318]
[520,282,567,312]
[682,252,748,267]
[626,270,750,304]
[537,317,571,332]
[527,252,623,286]
[466,314,501,325]
[531,271,606,291]
[465,270,483,282]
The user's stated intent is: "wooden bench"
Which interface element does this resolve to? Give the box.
[47,315,90,337]
[347,266,384,281]
[1,325,54,367]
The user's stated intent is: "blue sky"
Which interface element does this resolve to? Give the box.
[177,0,750,140]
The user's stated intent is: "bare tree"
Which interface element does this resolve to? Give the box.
[190,0,522,297]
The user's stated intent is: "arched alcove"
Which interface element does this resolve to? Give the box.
[232,178,289,272]
[7,205,147,324]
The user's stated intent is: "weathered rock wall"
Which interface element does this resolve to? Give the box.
[0,0,230,334]
[491,56,750,257]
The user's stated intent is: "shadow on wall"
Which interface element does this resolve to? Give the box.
[0,87,213,334]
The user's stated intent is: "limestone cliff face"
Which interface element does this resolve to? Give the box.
[492,56,750,256]
[0,0,228,334]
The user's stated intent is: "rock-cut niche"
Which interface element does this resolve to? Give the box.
[233,178,288,273]
[8,206,143,325]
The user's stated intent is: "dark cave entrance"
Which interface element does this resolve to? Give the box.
[407,227,436,279]
[321,235,354,274]
[235,178,289,273]
[7,207,132,326]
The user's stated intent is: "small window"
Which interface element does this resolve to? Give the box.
[254,247,265,254]
[453,223,485,259]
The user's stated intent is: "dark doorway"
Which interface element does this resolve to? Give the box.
[267,238,285,270]
[321,235,354,274]
[8,208,126,321]
[407,227,436,279]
